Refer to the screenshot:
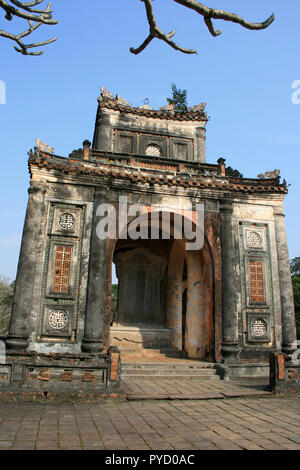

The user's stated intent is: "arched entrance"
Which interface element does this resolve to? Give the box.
[109,211,214,360]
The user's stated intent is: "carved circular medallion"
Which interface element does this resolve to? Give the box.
[58,213,75,230]
[251,319,267,337]
[49,310,69,330]
[146,145,161,157]
[247,231,262,248]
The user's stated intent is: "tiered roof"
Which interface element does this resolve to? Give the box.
[96,87,208,122]
[28,147,287,196]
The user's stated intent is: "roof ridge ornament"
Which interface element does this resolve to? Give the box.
[100,86,114,100]
[97,86,207,120]
[257,169,280,179]
[188,103,206,113]
[35,138,55,154]
[159,103,175,113]
[115,94,132,107]
[99,86,132,107]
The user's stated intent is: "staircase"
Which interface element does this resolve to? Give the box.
[121,362,219,380]
[119,349,220,380]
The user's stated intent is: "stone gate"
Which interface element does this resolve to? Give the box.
[1,87,297,393]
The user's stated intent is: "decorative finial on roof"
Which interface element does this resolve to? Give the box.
[257,169,280,179]
[99,86,132,107]
[115,94,132,107]
[159,103,175,112]
[100,86,114,100]
[188,103,206,113]
[35,138,55,154]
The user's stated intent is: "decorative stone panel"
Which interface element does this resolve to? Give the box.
[170,138,193,161]
[50,206,81,237]
[145,144,161,157]
[42,304,73,338]
[38,202,85,343]
[139,134,168,158]
[246,312,270,343]
[238,221,275,351]
[243,226,266,252]
[114,131,137,154]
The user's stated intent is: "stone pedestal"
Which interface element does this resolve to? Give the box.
[110,326,173,349]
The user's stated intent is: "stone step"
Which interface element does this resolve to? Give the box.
[121,360,220,379]
[121,363,215,370]
[121,373,220,380]
[122,368,216,376]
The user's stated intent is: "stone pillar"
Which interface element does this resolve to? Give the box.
[6,183,46,351]
[196,127,206,163]
[220,201,240,362]
[81,188,107,353]
[274,206,297,354]
[83,140,91,160]
[166,278,182,350]
[94,113,113,152]
[185,251,206,359]
[217,158,226,177]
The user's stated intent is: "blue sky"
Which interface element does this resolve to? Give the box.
[0,0,299,280]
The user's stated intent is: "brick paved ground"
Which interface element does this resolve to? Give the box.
[121,377,271,398]
[0,396,299,450]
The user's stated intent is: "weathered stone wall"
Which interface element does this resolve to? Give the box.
[14,166,292,363]
[26,181,94,355]
[0,347,121,398]
[93,107,207,163]
[233,199,295,361]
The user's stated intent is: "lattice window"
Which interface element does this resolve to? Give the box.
[249,261,264,303]
[138,161,177,172]
[52,246,72,294]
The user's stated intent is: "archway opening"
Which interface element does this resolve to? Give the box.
[108,211,214,359]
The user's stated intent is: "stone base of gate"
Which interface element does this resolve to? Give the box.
[0,347,121,399]
[110,326,174,350]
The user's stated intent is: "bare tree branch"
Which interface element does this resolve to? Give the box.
[0,0,275,57]
[130,0,197,55]
[0,0,57,55]
[131,0,274,55]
